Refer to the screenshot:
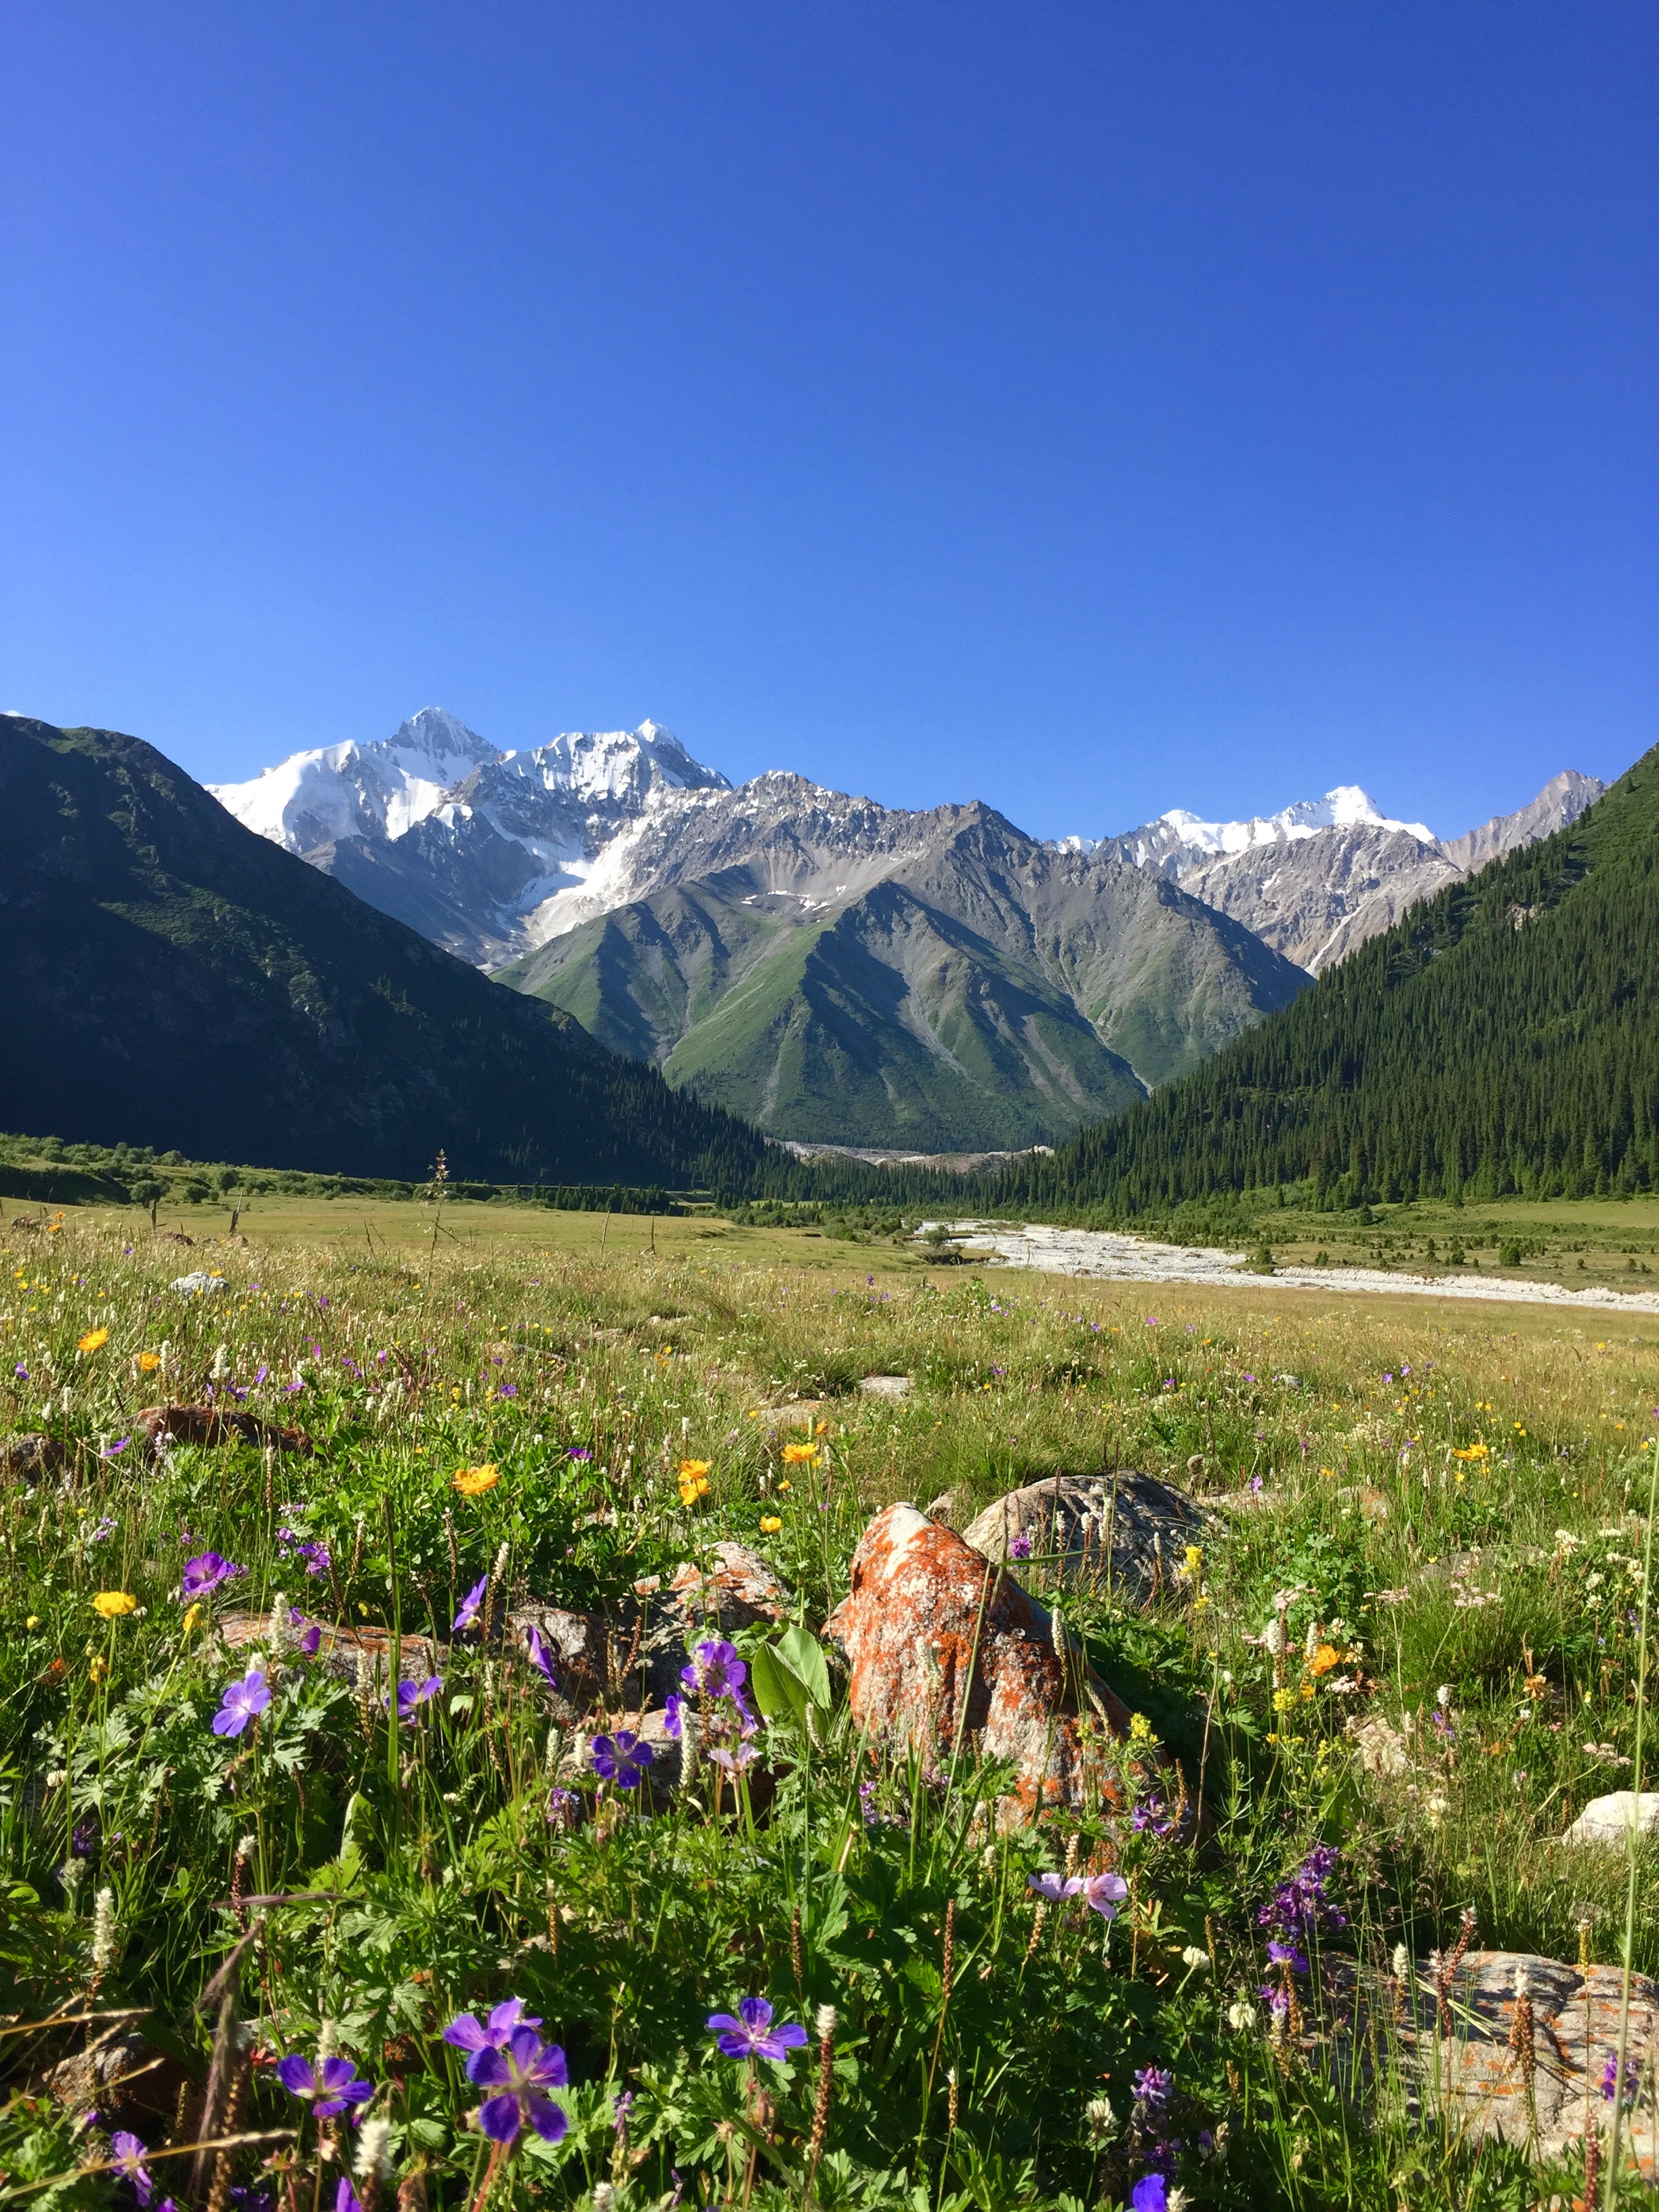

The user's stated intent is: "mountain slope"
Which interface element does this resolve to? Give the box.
[1003,746,1659,1213]
[499,802,1308,1149]
[1084,775,1603,972]
[0,716,772,1187]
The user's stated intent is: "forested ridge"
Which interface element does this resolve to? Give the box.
[1000,742,1659,1214]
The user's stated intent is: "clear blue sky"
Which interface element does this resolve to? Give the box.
[3,3,1654,841]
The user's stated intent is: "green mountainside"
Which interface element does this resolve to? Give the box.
[1001,742,1659,1214]
[497,808,1307,1149]
[0,716,775,1189]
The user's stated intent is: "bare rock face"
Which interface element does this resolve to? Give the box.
[217,1612,441,1687]
[0,1433,66,1485]
[960,1471,1216,1605]
[48,2026,188,2128]
[823,1502,1135,1822]
[1562,1792,1659,1849]
[137,1405,314,1456]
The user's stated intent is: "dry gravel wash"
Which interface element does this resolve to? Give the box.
[931,1219,1659,1317]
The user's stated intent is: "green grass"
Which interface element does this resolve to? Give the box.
[6,1210,1659,2209]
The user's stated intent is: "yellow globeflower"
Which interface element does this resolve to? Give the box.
[781,1441,819,1465]
[182,1603,205,1635]
[92,1591,138,1620]
[453,1465,500,1497]
[759,1514,783,1534]
[136,1351,162,1374]
[78,1327,110,1354]
[1308,1644,1341,1677]
[678,1458,712,1507]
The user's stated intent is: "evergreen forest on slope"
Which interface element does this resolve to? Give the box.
[999,741,1659,1216]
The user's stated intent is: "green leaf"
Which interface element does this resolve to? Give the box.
[778,1622,832,1709]
[750,1640,806,1725]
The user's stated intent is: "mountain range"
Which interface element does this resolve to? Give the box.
[1004,743,1658,1212]
[213,712,1602,1150]
[0,714,771,1188]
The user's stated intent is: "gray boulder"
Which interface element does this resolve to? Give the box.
[960,1470,1216,1604]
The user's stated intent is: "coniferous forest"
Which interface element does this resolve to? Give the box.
[1000,741,1659,1216]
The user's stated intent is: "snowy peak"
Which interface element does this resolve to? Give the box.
[1113,786,1435,870]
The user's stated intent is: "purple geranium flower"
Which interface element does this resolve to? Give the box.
[567,1446,592,1461]
[453,1576,488,1634]
[1130,2179,1167,2212]
[390,1675,443,1723]
[708,1742,759,1776]
[443,1998,542,2054]
[1603,2049,1640,2108]
[465,2026,569,2144]
[275,2052,373,2118]
[182,1552,244,1600]
[1073,1871,1129,1920]
[592,1732,653,1789]
[1027,1872,1070,1904]
[706,1996,808,2063]
[682,1639,747,1702]
[333,2182,361,2212]
[110,2131,152,2207]
[523,1624,558,1689]
[662,1693,683,1740]
[211,1671,271,1738]
[494,1382,518,1399]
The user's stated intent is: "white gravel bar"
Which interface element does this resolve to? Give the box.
[922,1221,1659,1319]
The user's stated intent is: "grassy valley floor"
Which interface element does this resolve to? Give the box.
[6,1203,1659,2207]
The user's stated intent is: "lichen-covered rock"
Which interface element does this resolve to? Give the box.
[137,1405,314,1456]
[632,1540,792,1704]
[824,1502,1135,1822]
[960,1471,1216,1603]
[48,2027,187,2127]
[1313,1950,1659,2171]
[216,1610,441,1687]
[1561,1791,1659,1848]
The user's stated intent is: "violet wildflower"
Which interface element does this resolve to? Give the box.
[390,1675,443,1723]
[494,1382,518,1399]
[1008,1532,1033,1561]
[567,1445,592,1461]
[858,1778,878,1824]
[682,1639,747,1703]
[443,1998,542,2054]
[523,1624,558,1689]
[275,2052,373,2118]
[591,1732,654,1789]
[1132,2066,1173,2112]
[465,2027,569,2144]
[333,2182,362,2212]
[109,2131,153,2207]
[211,1671,271,1739]
[1602,2049,1640,2108]
[1130,2182,1167,2212]
[1131,1796,1176,1837]
[706,1996,808,2063]
[662,1693,684,1740]
[1267,1938,1309,1974]
[453,1576,488,1634]
[708,1741,759,1776]
[1028,1872,1071,1904]
[1073,1871,1129,1920]
[182,1552,244,1600]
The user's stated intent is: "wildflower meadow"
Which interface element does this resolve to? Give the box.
[5,1212,1659,2210]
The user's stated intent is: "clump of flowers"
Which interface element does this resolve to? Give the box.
[1258,1844,1345,2013]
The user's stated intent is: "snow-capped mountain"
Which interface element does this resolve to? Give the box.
[210,710,732,964]
[1074,773,1603,971]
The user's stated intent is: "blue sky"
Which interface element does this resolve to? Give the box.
[3,3,1654,840]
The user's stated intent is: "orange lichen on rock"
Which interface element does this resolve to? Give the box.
[824,1502,1136,1822]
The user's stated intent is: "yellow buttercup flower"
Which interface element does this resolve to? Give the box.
[78,1327,110,1354]
[182,1603,205,1635]
[89,1655,109,1683]
[759,1515,783,1534]
[781,1441,819,1465]
[136,1351,162,1373]
[92,1591,138,1619]
[453,1465,499,1497]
